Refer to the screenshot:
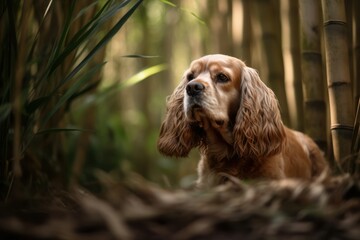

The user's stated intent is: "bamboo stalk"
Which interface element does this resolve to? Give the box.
[345,0,353,86]
[232,0,252,63]
[321,0,354,169]
[209,0,233,54]
[353,0,360,105]
[299,0,327,152]
[352,99,360,174]
[251,0,290,125]
[281,0,304,130]
[13,0,32,178]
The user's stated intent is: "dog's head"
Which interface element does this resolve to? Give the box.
[158,54,285,159]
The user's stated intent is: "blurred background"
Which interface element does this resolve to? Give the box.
[1,0,359,197]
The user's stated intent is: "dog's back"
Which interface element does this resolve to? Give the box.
[284,128,328,178]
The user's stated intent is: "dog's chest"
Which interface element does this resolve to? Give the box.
[206,154,257,179]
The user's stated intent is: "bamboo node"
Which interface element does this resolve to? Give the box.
[330,124,353,131]
[328,81,350,88]
[323,20,347,27]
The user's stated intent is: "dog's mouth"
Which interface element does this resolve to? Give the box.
[185,104,226,129]
[184,93,229,129]
[186,104,204,122]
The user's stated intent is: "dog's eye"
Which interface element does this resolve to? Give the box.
[216,73,229,83]
[187,73,195,81]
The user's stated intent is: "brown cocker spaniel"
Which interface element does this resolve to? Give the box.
[158,54,328,188]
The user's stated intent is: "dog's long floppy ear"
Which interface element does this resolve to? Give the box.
[157,77,202,157]
[233,66,286,160]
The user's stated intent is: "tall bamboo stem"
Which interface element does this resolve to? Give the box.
[321,0,354,169]
[13,1,32,178]
[251,0,290,125]
[353,0,360,104]
[299,0,327,153]
[281,0,303,130]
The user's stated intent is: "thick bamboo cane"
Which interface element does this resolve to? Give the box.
[353,0,360,105]
[281,0,304,131]
[352,99,360,173]
[321,0,354,169]
[299,0,327,153]
[251,0,290,125]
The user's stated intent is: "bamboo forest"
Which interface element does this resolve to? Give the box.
[1,0,360,239]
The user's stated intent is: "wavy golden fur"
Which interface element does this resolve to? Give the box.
[158,54,328,188]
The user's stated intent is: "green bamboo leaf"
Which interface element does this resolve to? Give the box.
[27,0,54,71]
[42,63,105,125]
[95,64,167,103]
[158,0,205,25]
[159,0,177,7]
[351,99,360,153]
[97,0,132,24]
[73,1,98,21]
[122,54,159,58]
[36,128,91,135]
[189,11,206,25]
[25,96,50,114]
[52,0,76,63]
[50,0,143,95]
[50,0,132,76]
[0,103,12,122]
[47,0,111,76]
[68,80,101,102]
[120,63,167,88]
[179,8,206,25]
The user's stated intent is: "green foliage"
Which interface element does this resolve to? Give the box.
[65,63,168,190]
[97,64,167,101]
[0,0,145,197]
[158,0,205,25]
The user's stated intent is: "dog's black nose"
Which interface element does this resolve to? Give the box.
[186,82,205,96]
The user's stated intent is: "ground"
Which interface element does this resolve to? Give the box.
[1,174,360,239]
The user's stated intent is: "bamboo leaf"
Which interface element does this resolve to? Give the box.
[51,0,76,64]
[35,128,91,135]
[42,63,105,125]
[47,0,111,76]
[185,10,206,25]
[158,0,177,7]
[158,0,205,25]
[120,64,167,88]
[49,0,143,95]
[0,103,11,122]
[122,54,159,58]
[42,0,54,18]
[46,0,131,76]
[69,80,101,101]
[25,96,50,114]
[351,99,360,153]
[97,0,132,24]
[73,1,98,21]
[97,64,167,101]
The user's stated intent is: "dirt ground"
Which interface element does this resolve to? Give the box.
[1,174,360,240]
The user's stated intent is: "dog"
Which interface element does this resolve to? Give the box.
[158,54,328,188]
